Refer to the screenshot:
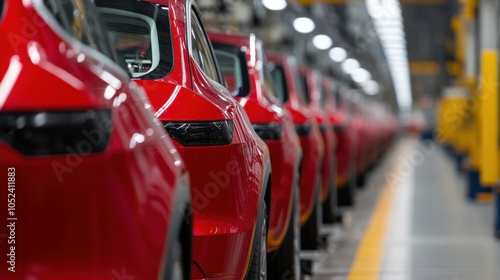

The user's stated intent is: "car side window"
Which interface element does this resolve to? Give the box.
[190,10,221,83]
[269,63,289,104]
[335,87,341,109]
[262,58,281,103]
[316,76,326,109]
[213,49,242,95]
[0,0,4,22]
[43,0,114,58]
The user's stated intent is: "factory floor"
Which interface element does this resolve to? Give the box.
[311,137,500,280]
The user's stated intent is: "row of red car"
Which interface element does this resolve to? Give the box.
[0,0,397,279]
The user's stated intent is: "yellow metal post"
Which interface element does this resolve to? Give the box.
[478,51,499,185]
[477,0,499,186]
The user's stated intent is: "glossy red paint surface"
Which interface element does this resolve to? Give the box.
[349,92,397,176]
[267,54,324,226]
[298,67,336,202]
[364,101,379,167]
[117,1,270,278]
[323,81,357,187]
[350,91,370,176]
[208,31,301,252]
[0,1,189,279]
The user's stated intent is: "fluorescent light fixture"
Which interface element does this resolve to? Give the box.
[385,47,407,52]
[379,30,404,36]
[329,47,347,62]
[262,0,287,11]
[366,0,412,111]
[379,27,404,33]
[383,43,406,48]
[312,34,333,50]
[378,34,405,40]
[293,17,315,33]
[363,80,380,96]
[351,68,371,84]
[375,21,403,28]
[341,58,360,74]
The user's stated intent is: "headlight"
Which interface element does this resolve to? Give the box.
[252,123,282,140]
[0,109,112,156]
[294,123,312,136]
[163,120,234,146]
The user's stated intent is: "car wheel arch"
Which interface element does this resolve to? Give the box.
[262,158,272,224]
[158,178,192,280]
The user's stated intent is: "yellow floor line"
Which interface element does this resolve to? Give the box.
[347,141,414,280]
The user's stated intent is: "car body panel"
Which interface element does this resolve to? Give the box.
[208,31,301,252]
[267,53,324,226]
[323,79,357,188]
[0,0,189,279]
[350,90,369,176]
[95,0,270,278]
[298,67,336,202]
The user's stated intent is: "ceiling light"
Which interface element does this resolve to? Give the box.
[363,80,380,96]
[312,34,333,50]
[293,17,315,33]
[366,0,412,111]
[262,0,287,11]
[341,58,360,74]
[329,47,347,62]
[351,68,371,84]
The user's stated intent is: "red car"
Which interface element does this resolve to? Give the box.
[364,100,381,172]
[350,90,370,187]
[298,67,338,223]
[96,0,272,279]
[368,102,396,166]
[379,104,397,153]
[0,0,191,279]
[267,54,324,250]
[208,31,302,278]
[323,81,358,206]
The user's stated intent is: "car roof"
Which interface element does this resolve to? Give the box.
[207,29,255,48]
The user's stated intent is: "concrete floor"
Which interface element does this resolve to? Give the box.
[312,138,500,280]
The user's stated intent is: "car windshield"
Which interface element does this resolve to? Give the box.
[95,0,173,79]
[212,42,249,97]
